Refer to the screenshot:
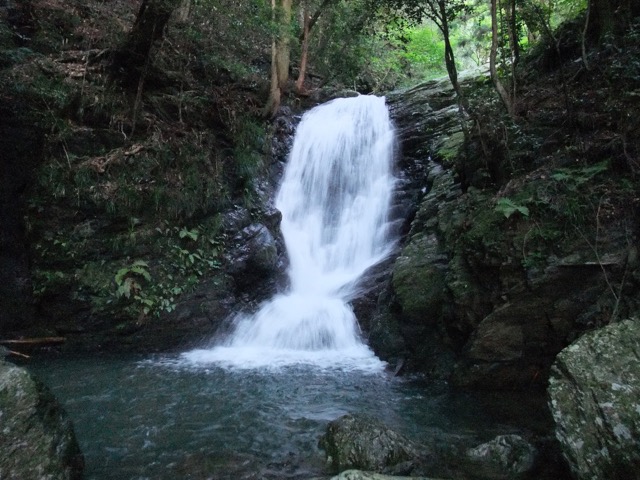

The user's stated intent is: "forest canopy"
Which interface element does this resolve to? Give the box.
[111,0,636,117]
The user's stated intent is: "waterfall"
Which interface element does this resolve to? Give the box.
[185,95,396,371]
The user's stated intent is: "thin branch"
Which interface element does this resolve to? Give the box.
[581,0,591,70]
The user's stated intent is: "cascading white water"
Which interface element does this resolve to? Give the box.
[185,95,396,371]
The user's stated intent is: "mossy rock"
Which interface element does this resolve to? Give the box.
[548,318,640,480]
[392,233,446,325]
[368,308,407,362]
[0,361,83,479]
[319,413,427,473]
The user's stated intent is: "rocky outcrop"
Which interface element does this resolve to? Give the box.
[225,222,282,291]
[318,414,428,475]
[0,360,83,479]
[377,76,640,390]
[318,413,545,480]
[548,318,640,480]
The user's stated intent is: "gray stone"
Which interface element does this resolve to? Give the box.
[221,206,252,233]
[391,233,447,326]
[329,469,445,480]
[548,318,640,480]
[319,413,427,474]
[226,223,279,280]
[464,434,537,479]
[0,360,83,479]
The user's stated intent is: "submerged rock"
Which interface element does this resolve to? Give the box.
[329,470,445,480]
[464,434,537,479]
[548,318,640,480]
[0,360,83,479]
[319,413,428,474]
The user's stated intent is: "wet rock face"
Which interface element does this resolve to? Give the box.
[225,222,282,292]
[0,360,83,480]
[548,318,640,480]
[319,413,427,474]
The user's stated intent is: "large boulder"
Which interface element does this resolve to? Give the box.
[548,318,640,480]
[0,360,83,479]
[319,414,428,474]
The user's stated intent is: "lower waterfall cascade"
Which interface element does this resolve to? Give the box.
[185,95,397,370]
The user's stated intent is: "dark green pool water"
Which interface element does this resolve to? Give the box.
[28,355,548,479]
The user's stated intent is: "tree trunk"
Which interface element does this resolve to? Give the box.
[296,4,310,94]
[276,0,292,91]
[506,0,519,102]
[176,0,191,23]
[589,0,615,43]
[110,0,180,86]
[490,0,513,117]
[264,35,282,117]
[438,1,467,114]
[263,0,293,117]
[299,0,336,40]
[588,0,639,43]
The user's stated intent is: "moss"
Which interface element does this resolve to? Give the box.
[392,233,446,324]
[435,130,465,167]
[0,362,83,479]
[367,309,407,361]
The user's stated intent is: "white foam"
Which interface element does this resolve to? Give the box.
[184,95,396,372]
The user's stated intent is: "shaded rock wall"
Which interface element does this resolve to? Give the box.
[0,96,43,331]
[376,76,640,390]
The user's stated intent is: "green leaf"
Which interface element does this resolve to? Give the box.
[128,265,152,282]
[179,228,199,241]
[495,198,530,219]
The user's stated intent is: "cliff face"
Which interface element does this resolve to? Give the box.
[0,0,289,349]
[375,24,640,390]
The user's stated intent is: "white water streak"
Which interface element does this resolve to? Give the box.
[185,95,396,371]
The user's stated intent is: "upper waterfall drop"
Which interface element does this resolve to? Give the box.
[184,95,397,371]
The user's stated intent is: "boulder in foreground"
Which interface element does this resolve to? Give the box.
[0,360,83,480]
[548,318,640,480]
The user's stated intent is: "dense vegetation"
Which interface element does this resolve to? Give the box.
[0,0,638,350]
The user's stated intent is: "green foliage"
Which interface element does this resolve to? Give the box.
[32,270,67,297]
[172,0,272,81]
[453,5,491,67]
[33,129,239,222]
[115,260,151,300]
[550,161,609,190]
[401,24,447,79]
[305,0,375,88]
[0,47,36,68]
[110,225,224,318]
[495,197,530,219]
